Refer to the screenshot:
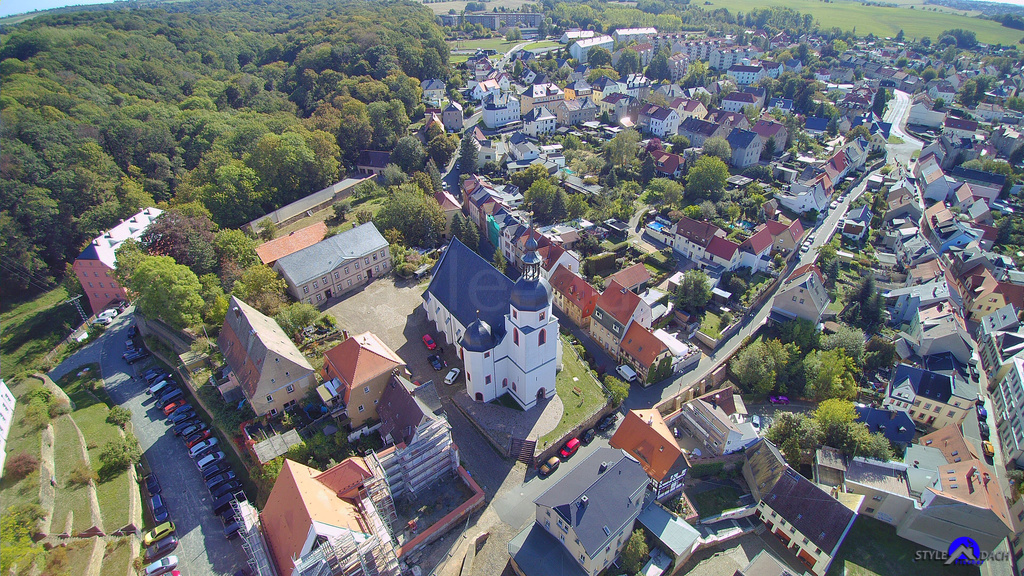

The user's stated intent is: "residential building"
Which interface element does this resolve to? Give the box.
[73,207,162,314]
[650,150,683,179]
[978,323,1024,387]
[726,128,763,169]
[218,296,317,417]
[882,360,974,430]
[770,264,830,324]
[751,118,788,156]
[420,78,446,106]
[560,29,595,43]
[255,221,328,266]
[667,52,690,82]
[607,263,651,294]
[589,280,652,356]
[942,116,979,140]
[612,27,657,43]
[564,79,592,100]
[673,98,707,121]
[637,104,679,138]
[840,205,871,242]
[709,46,762,70]
[482,93,521,129]
[507,448,650,576]
[274,222,391,305]
[671,215,725,262]
[610,409,687,498]
[522,106,556,137]
[569,35,614,63]
[853,405,915,448]
[426,236,560,410]
[726,64,765,85]
[775,173,831,216]
[355,150,391,176]
[520,82,565,115]
[549,265,599,329]
[896,302,973,365]
[552,98,599,126]
[744,439,857,575]
[260,458,399,576]
[443,101,464,132]
[589,76,626,103]
[597,93,638,124]
[0,380,14,477]
[375,377,458,499]
[993,356,1024,467]
[764,219,805,253]
[618,322,672,385]
[883,277,952,325]
[320,331,405,429]
[677,387,759,457]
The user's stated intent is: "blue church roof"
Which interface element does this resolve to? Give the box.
[425,237,513,340]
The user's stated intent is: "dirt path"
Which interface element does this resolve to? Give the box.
[67,415,104,535]
[38,423,56,537]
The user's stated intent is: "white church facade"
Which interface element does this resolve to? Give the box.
[423,237,561,410]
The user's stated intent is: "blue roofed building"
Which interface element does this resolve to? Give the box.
[508,448,651,576]
[804,116,830,135]
[853,405,915,448]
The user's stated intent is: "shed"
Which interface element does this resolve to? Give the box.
[636,503,701,569]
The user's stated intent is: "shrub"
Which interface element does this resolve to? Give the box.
[98,434,141,477]
[603,375,629,406]
[68,460,97,485]
[48,398,72,418]
[4,452,39,481]
[106,406,132,429]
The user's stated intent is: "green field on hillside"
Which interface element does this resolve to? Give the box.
[702,0,1024,45]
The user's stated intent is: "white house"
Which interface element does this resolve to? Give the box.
[482,93,520,130]
[569,35,614,63]
[523,106,556,137]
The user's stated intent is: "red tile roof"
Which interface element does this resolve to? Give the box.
[675,216,722,247]
[741,227,773,254]
[706,235,740,261]
[256,222,328,265]
[595,280,643,325]
[619,322,668,369]
[549,265,599,316]
[788,263,823,283]
[322,332,405,403]
[607,263,651,291]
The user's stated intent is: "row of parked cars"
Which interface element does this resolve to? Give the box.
[136,364,248,575]
[538,413,619,476]
[122,325,150,364]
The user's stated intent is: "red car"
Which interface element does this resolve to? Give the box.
[421,334,437,350]
[559,438,580,459]
[163,399,187,416]
[185,430,212,448]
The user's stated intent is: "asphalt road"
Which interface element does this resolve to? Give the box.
[883,89,925,169]
[75,312,248,576]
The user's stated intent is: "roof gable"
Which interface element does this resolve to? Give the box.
[322,331,404,392]
[595,280,643,325]
[609,410,686,481]
[426,237,513,336]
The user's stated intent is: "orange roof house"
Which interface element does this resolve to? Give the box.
[549,265,599,328]
[261,459,399,576]
[609,409,687,498]
[607,263,652,294]
[321,332,405,429]
[618,323,671,385]
[255,221,329,265]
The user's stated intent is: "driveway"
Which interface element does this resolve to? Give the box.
[52,312,248,576]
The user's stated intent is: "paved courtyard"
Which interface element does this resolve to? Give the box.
[453,390,562,450]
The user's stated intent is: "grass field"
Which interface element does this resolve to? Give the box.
[99,538,135,576]
[0,379,45,517]
[701,0,1023,45]
[50,415,95,535]
[1,287,80,378]
[72,403,132,530]
[826,516,980,576]
[700,311,723,339]
[689,483,745,517]
[539,335,608,448]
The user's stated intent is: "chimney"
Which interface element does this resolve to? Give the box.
[890,411,897,420]
[233,306,241,319]
[967,466,977,480]
[599,462,608,473]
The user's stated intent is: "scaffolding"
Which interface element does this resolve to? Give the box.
[234,498,278,576]
[363,452,398,534]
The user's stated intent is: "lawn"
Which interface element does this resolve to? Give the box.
[99,538,135,576]
[700,311,722,339]
[1,287,80,378]
[539,336,607,448]
[73,404,133,531]
[826,516,981,576]
[53,364,108,411]
[0,379,46,517]
[277,197,385,236]
[50,415,95,536]
[450,37,517,54]
[700,0,1023,44]
[688,483,745,518]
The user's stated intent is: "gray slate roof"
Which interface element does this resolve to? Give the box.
[534,448,649,557]
[275,222,388,286]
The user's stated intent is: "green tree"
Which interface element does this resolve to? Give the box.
[646,51,671,82]
[603,375,630,406]
[106,406,132,429]
[98,433,141,476]
[233,264,287,316]
[675,269,711,313]
[374,185,447,247]
[615,49,641,78]
[459,135,478,174]
[765,412,821,466]
[621,530,649,575]
[701,136,732,163]
[864,336,897,372]
[275,302,322,339]
[685,155,729,201]
[213,228,259,269]
[588,47,612,68]
[525,178,558,222]
[643,178,683,208]
[141,208,219,276]
[872,88,889,117]
[493,250,507,274]
[129,256,204,329]
[732,338,792,394]
[505,27,522,41]
[805,349,857,400]
[113,238,146,286]
[821,325,866,366]
[199,273,229,327]
[779,317,820,352]
[427,133,458,167]
[604,129,641,168]
[257,217,278,241]
[392,135,426,173]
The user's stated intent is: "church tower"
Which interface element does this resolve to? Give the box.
[505,232,559,409]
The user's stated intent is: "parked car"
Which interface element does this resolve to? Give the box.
[559,438,580,459]
[983,440,995,458]
[125,350,150,364]
[428,354,443,371]
[159,388,184,405]
[196,452,226,472]
[202,463,230,481]
[211,480,243,499]
[977,406,988,419]
[751,415,762,432]
[144,536,178,562]
[144,473,161,496]
[185,430,212,448]
[538,456,560,476]
[148,380,174,396]
[422,334,437,350]
[596,413,618,431]
[167,405,195,423]
[143,556,178,576]
[579,428,596,445]
[151,494,169,523]
[142,522,175,546]
[126,338,137,351]
[162,399,187,416]
[768,395,790,405]
[224,521,241,540]
[189,438,219,458]
[206,471,237,491]
[145,371,171,384]
[213,491,245,515]
[93,316,113,326]
[128,325,138,338]
[173,420,204,437]
[444,368,461,385]
[98,308,119,320]
[979,421,991,440]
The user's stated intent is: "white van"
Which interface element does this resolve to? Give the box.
[616,364,638,382]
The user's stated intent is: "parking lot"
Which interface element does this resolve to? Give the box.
[95,315,248,576]
[325,276,461,392]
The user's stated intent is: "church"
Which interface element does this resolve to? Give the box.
[423,236,561,410]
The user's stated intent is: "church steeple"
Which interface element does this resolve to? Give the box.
[522,218,541,281]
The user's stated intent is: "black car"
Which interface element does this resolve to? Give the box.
[224,521,241,540]
[144,536,178,562]
[211,480,243,499]
[202,463,230,481]
[220,508,238,526]
[151,494,169,523]
[126,338,136,351]
[979,420,991,440]
[125,350,150,364]
[206,471,237,492]
[167,406,196,424]
[174,421,205,437]
[145,371,171,384]
[213,491,245,516]
[144,473,161,496]
[428,354,443,371]
[579,428,596,445]
[596,413,618,432]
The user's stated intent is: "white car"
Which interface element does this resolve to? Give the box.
[751,415,761,431]
[144,556,178,576]
[830,200,839,209]
[444,368,461,385]
[188,437,218,459]
[98,308,119,320]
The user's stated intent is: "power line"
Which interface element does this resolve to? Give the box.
[0,261,54,293]
[1,258,58,290]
